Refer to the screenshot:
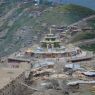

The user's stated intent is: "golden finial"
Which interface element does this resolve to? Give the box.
[50,28,52,34]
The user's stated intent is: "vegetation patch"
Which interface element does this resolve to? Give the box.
[87,18,95,29]
[71,32,95,42]
[80,44,95,52]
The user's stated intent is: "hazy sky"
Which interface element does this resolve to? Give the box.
[64,0,95,10]
[52,0,95,10]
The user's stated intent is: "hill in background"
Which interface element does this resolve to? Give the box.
[0,3,95,57]
[35,4,95,26]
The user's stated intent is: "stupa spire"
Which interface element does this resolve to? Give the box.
[50,28,52,34]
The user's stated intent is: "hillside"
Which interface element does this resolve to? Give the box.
[73,17,95,52]
[0,4,95,57]
[35,4,95,26]
[71,32,95,42]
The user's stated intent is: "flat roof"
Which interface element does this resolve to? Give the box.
[0,68,24,90]
[8,57,30,62]
[33,47,79,54]
[40,40,61,43]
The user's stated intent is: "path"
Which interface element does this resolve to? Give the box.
[0,7,17,26]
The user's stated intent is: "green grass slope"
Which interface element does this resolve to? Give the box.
[34,4,95,26]
[80,44,95,52]
[71,32,95,43]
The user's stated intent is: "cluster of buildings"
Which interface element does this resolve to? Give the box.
[0,28,95,95]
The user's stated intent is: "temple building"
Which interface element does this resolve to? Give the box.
[7,29,93,66]
[25,29,86,59]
